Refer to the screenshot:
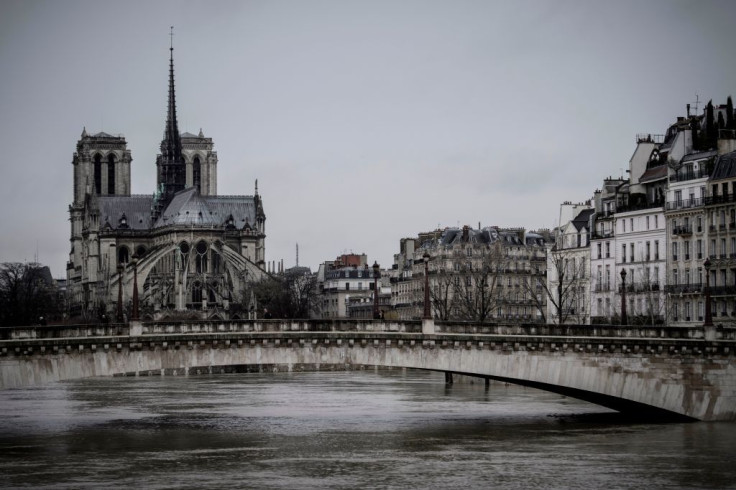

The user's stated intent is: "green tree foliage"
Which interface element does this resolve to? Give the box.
[0,262,61,326]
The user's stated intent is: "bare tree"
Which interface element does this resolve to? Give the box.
[428,269,456,321]
[630,267,666,325]
[523,247,589,324]
[451,243,509,323]
[252,269,319,319]
[0,262,61,327]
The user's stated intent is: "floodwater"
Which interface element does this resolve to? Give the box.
[0,369,734,489]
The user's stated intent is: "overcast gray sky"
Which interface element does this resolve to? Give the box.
[1,0,735,277]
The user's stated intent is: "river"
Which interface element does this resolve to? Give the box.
[0,369,734,489]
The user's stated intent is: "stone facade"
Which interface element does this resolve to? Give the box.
[67,46,266,321]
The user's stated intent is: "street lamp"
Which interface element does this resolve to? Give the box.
[423,251,431,320]
[116,263,124,322]
[704,257,713,327]
[373,261,381,319]
[131,253,140,321]
[620,268,628,325]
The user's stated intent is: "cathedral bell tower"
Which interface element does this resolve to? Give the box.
[155,31,185,205]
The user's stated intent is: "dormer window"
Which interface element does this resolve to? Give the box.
[119,213,129,229]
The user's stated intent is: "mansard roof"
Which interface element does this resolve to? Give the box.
[98,195,154,230]
[154,187,256,229]
[639,165,667,183]
[571,209,594,231]
[710,151,736,181]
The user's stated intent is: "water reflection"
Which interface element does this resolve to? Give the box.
[0,370,734,489]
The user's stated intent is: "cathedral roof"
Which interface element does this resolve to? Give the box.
[154,187,256,229]
[98,195,154,230]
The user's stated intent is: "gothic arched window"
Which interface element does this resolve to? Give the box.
[93,154,102,194]
[192,281,203,303]
[193,156,201,192]
[107,154,116,194]
[195,241,208,273]
[118,246,129,265]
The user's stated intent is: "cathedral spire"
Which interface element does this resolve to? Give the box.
[157,26,185,204]
[162,26,182,165]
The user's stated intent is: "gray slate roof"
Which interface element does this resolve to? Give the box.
[154,187,256,229]
[99,195,154,230]
[710,151,736,181]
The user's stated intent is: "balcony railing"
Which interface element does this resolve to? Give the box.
[709,285,736,296]
[666,197,704,210]
[616,200,664,213]
[636,133,665,144]
[665,283,703,294]
[705,193,736,206]
[671,225,692,236]
[669,169,708,183]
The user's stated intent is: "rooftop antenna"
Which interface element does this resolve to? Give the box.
[692,94,701,115]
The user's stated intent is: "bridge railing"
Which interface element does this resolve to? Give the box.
[0,324,129,340]
[1,320,735,341]
[141,319,423,336]
[433,321,736,340]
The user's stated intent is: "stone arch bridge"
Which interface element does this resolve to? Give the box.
[1,320,734,421]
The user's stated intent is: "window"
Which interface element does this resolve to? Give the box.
[722,238,727,257]
[622,244,627,263]
[673,269,679,285]
[345,283,350,291]
[605,242,610,258]
[711,239,716,257]
[646,241,651,261]
[697,239,703,259]
[655,215,659,228]
[684,240,690,260]
[673,242,678,261]
[630,243,635,262]
[622,220,626,233]
[675,190,682,205]
[606,265,611,289]
[597,243,602,259]
[654,240,660,260]
[646,216,650,230]
[630,218,634,231]
[93,154,102,194]
[107,154,116,194]
[118,245,129,265]
[193,156,201,191]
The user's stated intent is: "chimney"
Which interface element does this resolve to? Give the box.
[687,103,691,117]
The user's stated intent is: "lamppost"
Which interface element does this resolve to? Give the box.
[620,268,628,325]
[116,263,124,322]
[373,261,381,319]
[131,253,140,321]
[423,251,431,320]
[704,257,713,327]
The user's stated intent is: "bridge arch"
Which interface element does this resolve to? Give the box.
[1,322,733,421]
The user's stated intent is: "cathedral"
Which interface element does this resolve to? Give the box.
[67,42,266,320]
